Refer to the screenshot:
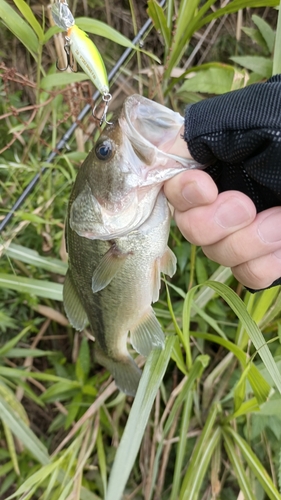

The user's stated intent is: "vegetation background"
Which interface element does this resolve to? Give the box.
[1,0,281,499]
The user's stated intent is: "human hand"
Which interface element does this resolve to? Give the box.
[164,162,281,290]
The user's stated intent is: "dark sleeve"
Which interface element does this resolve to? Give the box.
[184,75,281,213]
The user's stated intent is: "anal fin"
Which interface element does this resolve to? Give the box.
[63,270,88,331]
[130,307,165,357]
[95,344,141,397]
[92,243,130,293]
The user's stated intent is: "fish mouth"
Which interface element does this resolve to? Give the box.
[119,94,202,179]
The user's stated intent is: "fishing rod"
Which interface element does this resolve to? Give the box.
[0,0,166,233]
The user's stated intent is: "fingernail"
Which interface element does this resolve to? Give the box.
[214,198,252,228]
[182,182,201,205]
[258,213,281,243]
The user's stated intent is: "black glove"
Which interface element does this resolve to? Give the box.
[184,75,281,289]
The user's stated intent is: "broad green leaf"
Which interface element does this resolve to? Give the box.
[242,26,270,51]
[13,0,44,41]
[0,274,63,301]
[4,243,67,275]
[0,0,38,57]
[40,381,81,403]
[147,0,171,48]
[230,55,272,77]
[229,398,260,419]
[178,66,245,95]
[260,396,281,416]
[252,14,275,53]
[76,17,160,62]
[76,17,137,47]
[106,336,175,500]
[225,426,281,500]
[41,72,90,89]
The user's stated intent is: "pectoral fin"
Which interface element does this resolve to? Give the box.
[161,247,177,277]
[92,245,129,293]
[130,307,165,357]
[63,270,88,331]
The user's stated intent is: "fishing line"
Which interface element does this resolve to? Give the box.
[0,0,166,234]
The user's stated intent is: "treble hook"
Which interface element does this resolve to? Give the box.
[93,93,113,126]
[56,37,77,72]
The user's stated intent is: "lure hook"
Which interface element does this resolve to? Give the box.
[56,37,77,72]
[93,93,113,126]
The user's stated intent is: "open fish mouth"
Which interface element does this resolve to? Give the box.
[69,94,203,240]
[120,94,197,168]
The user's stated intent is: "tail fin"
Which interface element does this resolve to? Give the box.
[95,345,141,397]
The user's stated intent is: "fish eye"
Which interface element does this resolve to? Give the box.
[95,139,113,161]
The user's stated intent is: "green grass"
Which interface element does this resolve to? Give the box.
[0,1,281,499]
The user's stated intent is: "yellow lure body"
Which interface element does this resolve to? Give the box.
[67,25,109,95]
[51,3,109,95]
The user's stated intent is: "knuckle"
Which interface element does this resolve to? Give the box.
[232,260,272,290]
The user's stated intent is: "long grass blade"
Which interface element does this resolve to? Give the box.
[13,0,44,41]
[204,281,281,395]
[0,0,38,57]
[192,331,271,404]
[0,396,50,466]
[179,403,219,495]
[0,274,63,301]
[223,430,257,500]
[106,336,175,500]
[4,243,67,275]
[224,426,281,500]
[180,427,221,500]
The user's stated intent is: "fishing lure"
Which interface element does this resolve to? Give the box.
[51,1,111,125]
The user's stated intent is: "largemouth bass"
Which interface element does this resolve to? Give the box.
[64,95,202,396]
